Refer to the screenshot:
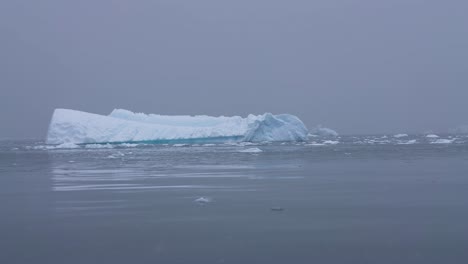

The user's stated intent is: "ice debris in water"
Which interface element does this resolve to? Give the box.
[309,125,338,137]
[393,134,408,138]
[307,142,326,146]
[238,148,263,153]
[432,139,455,144]
[173,144,189,147]
[323,140,339,145]
[32,143,80,150]
[85,144,114,149]
[426,134,439,138]
[194,197,212,204]
[397,139,417,145]
[46,109,309,144]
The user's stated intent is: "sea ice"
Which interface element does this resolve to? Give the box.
[238,148,263,153]
[397,139,417,145]
[46,109,309,144]
[393,134,408,138]
[432,139,454,144]
[426,134,439,138]
[194,197,212,204]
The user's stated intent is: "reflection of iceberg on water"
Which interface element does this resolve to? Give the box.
[46,109,309,144]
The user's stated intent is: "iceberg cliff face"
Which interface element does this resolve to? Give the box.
[46,109,309,144]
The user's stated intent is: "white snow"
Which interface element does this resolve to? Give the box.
[426,134,439,138]
[393,134,408,138]
[238,147,263,153]
[46,109,309,144]
[309,125,338,137]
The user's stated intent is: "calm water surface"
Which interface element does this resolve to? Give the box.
[1,135,468,263]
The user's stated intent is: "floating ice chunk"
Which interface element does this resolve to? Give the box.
[323,140,339,145]
[398,139,417,145]
[393,134,408,138]
[194,197,212,204]
[309,125,338,137]
[426,134,439,138]
[173,144,189,147]
[306,143,326,146]
[85,144,114,149]
[33,142,80,150]
[238,147,263,153]
[55,143,80,149]
[432,139,454,144]
[46,109,309,144]
[119,143,139,148]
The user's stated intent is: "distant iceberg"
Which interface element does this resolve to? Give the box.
[309,125,338,137]
[450,125,468,134]
[46,109,309,144]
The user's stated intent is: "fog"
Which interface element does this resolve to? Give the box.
[1,0,467,138]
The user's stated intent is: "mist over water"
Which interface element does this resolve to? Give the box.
[2,0,468,262]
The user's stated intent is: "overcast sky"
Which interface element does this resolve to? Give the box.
[1,0,467,138]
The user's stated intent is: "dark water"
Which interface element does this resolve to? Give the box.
[1,135,468,264]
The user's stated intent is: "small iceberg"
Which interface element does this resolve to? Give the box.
[309,125,338,137]
[194,197,212,204]
[393,134,408,138]
[238,148,263,153]
[432,139,455,144]
[397,139,417,145]
[449,125,468,134]
[426,134,439,138]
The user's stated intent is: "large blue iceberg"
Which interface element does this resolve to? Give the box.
[46,109,309,144]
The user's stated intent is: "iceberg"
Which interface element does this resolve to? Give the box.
[450,125,468,134]
[46,109,309,144]
[309,125,338,137]
[432,139,455,144]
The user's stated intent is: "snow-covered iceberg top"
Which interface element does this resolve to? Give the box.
[46,109,309,144]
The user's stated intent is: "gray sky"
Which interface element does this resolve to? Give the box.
[1,0,467,138]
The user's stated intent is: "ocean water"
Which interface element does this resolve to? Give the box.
[1,135,468,264]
